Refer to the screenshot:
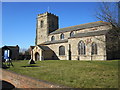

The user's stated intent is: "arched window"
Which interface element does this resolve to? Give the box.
[78,41,86,55]
[70,31,74,37]
[91,42,97,55]
[51,36,55,41]
[59,46,65,55]
[60,33,64,40]
[41,20,44,28]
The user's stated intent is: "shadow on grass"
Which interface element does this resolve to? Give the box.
[21,65,40,67]
[2,64,10,69]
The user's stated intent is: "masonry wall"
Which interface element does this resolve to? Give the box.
[37,14,48,44]
[36,12,58,45]
[48,25,112,42]
[46,42,69,60]
[41,34,107,61]
[1,69,64,88]
[68,35,106,60]
[32,46,42,61]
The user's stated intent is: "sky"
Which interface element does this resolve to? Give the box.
[2,2,103,49]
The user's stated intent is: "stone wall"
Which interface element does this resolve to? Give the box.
[46,42,69,60]
[48,25,112,42]
[32,46,42,61]
[1,69,66,88]
[34,12,113,61]
[37,12,58,45]
[69,35,106,60]
[40,34,107,61]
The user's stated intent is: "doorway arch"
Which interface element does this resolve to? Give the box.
[35,52,40,61]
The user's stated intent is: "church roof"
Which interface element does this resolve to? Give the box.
[38,45,51,51]
[70,30,108,39]
[50,21,110,35]
[40,39,68,45]
[41,30,108,45]
[30,46,35,49]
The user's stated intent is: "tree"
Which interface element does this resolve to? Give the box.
[96,2,120,59]
[96,2,119,27]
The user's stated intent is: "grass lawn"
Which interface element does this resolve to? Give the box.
[5,60,119,88]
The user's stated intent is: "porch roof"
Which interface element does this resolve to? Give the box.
[37,45,51,51]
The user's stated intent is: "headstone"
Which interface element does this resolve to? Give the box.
[28,59,36,64]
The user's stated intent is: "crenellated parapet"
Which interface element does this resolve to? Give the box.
[38,12,58,18]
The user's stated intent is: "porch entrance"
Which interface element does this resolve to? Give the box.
[35,52,40,61]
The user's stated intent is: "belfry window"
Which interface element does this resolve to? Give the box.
[78,41,86,55]
[41,20,44,28]
[51,36,55,41]
[70,31,74,37]
[91,42,97,55]
[60,33,64,40]
[52,22,54,28]
[59,46,65,55]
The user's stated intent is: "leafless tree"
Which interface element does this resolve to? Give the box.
[96,2,120,59]
[96,2,119,27]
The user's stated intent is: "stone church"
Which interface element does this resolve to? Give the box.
[31,12,119,61]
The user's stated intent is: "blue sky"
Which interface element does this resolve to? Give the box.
[2,2,101,49]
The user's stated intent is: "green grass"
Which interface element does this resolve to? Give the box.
[6,60,119,88]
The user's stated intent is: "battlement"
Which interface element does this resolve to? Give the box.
[38,12,58,18]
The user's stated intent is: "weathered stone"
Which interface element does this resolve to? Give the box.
[31,12,119,61]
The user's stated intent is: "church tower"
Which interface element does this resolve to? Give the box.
[35,12,59,45]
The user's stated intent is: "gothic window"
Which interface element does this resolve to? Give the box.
[70,31,74,37]
[78,41,86,55]
[51,36,55,41]
[41,20,44,28]
[60,33,64,40]
[59,46,65,55]
[91,42,97,55]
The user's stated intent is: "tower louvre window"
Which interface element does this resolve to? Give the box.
[52,22,54,28]
[41,20,44,28]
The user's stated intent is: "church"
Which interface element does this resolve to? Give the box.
[30,12,119,61]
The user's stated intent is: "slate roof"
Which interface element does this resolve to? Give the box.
[38,45,51,51]
[40,30,108,45]
[40,39,68,45]
[50,21,110,35]
[30,46,35,49]
[2,45,19,49]
[70,30,109,38]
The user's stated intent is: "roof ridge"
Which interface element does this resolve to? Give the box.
[58,21,107,30]
[50,21,110,34]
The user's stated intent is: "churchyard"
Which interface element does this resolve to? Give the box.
[5,60,119,88]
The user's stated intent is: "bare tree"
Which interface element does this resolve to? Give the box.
[96,2,120,38]
[96,2,120,59]
[96,2,119,27]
